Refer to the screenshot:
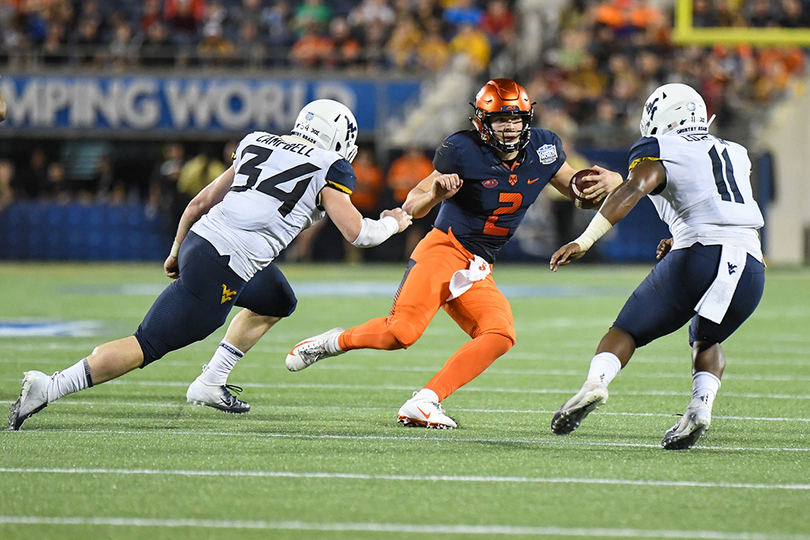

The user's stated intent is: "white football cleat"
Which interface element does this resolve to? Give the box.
[397,393,457,429]
[186,366,250,414]
[8,370,54,431]
[551,381,609,435]
[286,328,345,372]
[662,403,712,450]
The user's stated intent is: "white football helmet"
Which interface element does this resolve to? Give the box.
[639,83,713,138]
[291,99,359,162]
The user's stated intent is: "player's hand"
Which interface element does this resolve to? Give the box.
[431,173,462,200]
[382,208,413,233]
[580,165,624,202]
[549,242,586,272]
[656,237,673,260]
[164,255,179,279]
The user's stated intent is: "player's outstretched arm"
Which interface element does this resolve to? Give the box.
[550,160,665,271]
[322,187,411,248]
[402,170,462,218]
[164,166,235,278]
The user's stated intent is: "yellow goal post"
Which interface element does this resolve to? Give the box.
[673,0,810,46]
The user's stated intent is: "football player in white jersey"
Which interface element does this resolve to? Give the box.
[9,99,412,430]
[548,83,765,449]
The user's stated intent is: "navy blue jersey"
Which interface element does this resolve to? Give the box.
[432,129,566,262]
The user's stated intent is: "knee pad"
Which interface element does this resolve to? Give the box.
[387,318,423,349]
[487,331,516,355]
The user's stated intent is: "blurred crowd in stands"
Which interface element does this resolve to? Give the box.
[1,0,809,259]
[0,0,516,73]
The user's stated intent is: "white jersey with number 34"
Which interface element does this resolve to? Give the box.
[192,131,356,281]
[628,133,764,261]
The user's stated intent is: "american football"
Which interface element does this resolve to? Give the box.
[569,168,601,210]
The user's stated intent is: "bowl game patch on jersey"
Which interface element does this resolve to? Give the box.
[537,144,558,164]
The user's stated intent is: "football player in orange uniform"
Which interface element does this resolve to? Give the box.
[287,79,623,428]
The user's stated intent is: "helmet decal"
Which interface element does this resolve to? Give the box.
[640,83,710,138]
[291,99,359,163]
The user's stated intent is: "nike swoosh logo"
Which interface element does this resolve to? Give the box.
[528,178,539,184]
[288,339,314,355]
[416,407,431,419]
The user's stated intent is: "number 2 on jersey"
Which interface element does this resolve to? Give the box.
[483,192,523,236]
[231,144,319,217]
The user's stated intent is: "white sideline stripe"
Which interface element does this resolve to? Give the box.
[99,381,810,400]
[6,429,809,452]
[312,364,810,382]
[3,358,810,381]
[0,517,807,539]
[0,468,808,491]
[4,378,809,400]
[2,399,807,423]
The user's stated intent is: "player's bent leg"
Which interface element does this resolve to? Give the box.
[339,317,410,352]
[552,328,631,435]
[425,333,514,401]
[9,337,144,430]
[88,336,145,384]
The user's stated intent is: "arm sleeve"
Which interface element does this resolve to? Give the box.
[350,216,399,247]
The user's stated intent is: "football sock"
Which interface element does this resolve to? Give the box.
[413,388,440,404]
[339,317,405,351]
[200,341,244,386]
[424,333,513,402]
[586,352,622,386]
[691,371,721,409]
[50,358,93,401]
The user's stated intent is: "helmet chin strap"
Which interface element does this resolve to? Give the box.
[707,114,716,128]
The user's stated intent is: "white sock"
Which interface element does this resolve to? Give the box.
[586,352,622,386]
[414,388,440,404]
[325,331,343,354]
[692,371,721,409]
[49,358,93,401]
[200,341,244,386]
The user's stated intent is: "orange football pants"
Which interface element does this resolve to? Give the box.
[339,228,516,401]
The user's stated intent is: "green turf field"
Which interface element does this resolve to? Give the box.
[0,261,808,539]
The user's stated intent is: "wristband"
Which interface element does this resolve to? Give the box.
[572,212,613,252]
[170,240,181,258]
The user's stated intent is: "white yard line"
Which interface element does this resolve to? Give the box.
[1,399,807,423]
[0,516,808,539]
[0,467,808,491]
[90,381,810,400]
[4,429,809,452]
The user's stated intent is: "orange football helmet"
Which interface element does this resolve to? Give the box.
[470,78,534,153]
